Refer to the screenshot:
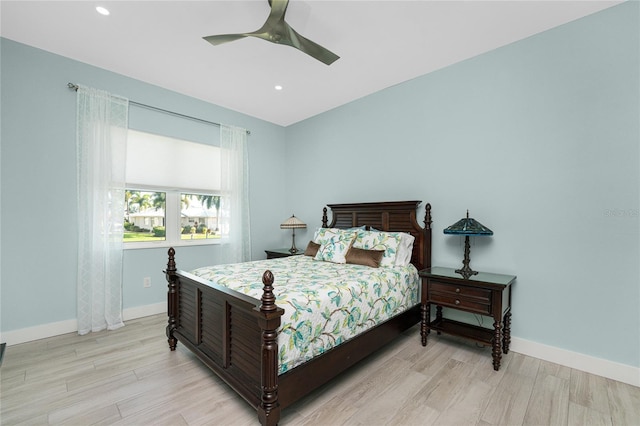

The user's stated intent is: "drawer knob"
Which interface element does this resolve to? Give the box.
[455,288,461,293]
[455,299,460,305]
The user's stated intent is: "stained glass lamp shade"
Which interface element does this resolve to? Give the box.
[280,215,306,253]
[444,210,493,279]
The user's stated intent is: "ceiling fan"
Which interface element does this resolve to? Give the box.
[203,0,340,65]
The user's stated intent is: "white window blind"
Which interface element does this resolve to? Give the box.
[126,130,220,191]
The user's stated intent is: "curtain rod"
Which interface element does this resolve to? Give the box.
[67,83,250,135]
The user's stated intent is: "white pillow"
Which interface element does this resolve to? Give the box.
[394,232,416,266]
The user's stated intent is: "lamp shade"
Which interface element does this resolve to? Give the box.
[444,211,493,236]
[280,215,306,229]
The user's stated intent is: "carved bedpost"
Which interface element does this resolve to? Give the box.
[166,247,178,351]
[424,203,433,269]
[424,203,432,230]
[321,206,328,228]
[257,270,284,426]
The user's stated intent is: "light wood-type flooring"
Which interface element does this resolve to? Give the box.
[2,314,639,425]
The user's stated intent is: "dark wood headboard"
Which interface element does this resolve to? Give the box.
[320,200,432,271]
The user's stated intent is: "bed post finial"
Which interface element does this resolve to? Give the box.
[424,203,432,230]
[260,270,277,312]
[322,206,328,228]
[166,247,178,351]
[167,247,176,273]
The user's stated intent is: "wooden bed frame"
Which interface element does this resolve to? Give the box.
[165,200,432,425]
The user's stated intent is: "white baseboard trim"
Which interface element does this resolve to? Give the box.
[510,336,640,387]
[122,302,166,321]
[2,318,78,346]
[1,303,167,346]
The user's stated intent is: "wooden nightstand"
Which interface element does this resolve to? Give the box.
[419,266,515,371]
[265,248,305,259]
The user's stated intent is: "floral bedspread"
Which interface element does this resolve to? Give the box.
[191,255,420,374]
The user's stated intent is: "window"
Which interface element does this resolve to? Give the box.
[179,193,221,241]
[124,190,166,243]
[123,130,221,248]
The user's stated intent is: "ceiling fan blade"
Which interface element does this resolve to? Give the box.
[203,0,339,65]
[202,0,287,47]
[266,0,289,22]
[284,25,340,65]
[203,34,248,46]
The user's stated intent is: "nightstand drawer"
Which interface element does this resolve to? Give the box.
[429,291,491,315]
[430,281,491,301]
[429,281,492,315]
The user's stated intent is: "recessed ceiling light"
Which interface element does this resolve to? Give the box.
[274,85,283,91]
[96,6,110,16]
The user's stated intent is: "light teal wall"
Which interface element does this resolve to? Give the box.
[1,2,638,370]
[0,38,288,331]
[285,2,639,367]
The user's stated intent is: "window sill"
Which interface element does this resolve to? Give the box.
[123,239,222,250]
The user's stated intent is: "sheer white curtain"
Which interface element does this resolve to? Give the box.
[76,85,128,335]
[219,124,251,264]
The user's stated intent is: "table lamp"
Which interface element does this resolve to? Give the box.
[280,214,306,253]
[444,210,493,279]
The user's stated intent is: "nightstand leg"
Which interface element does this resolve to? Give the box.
[435,306,442,335]
[421,303,430,346]
[492,319,502,371]
[502,312,512,354]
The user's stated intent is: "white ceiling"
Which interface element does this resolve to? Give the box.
[1,0,623,126]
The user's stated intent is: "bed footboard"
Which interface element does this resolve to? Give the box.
[165,248,284,426]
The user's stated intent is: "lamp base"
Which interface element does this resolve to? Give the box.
[456,236,478,280]
[289,229,298,254]
[455,265,478,280]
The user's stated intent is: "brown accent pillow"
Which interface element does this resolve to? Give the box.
[304,241,321,257]
[345,247,385,268]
